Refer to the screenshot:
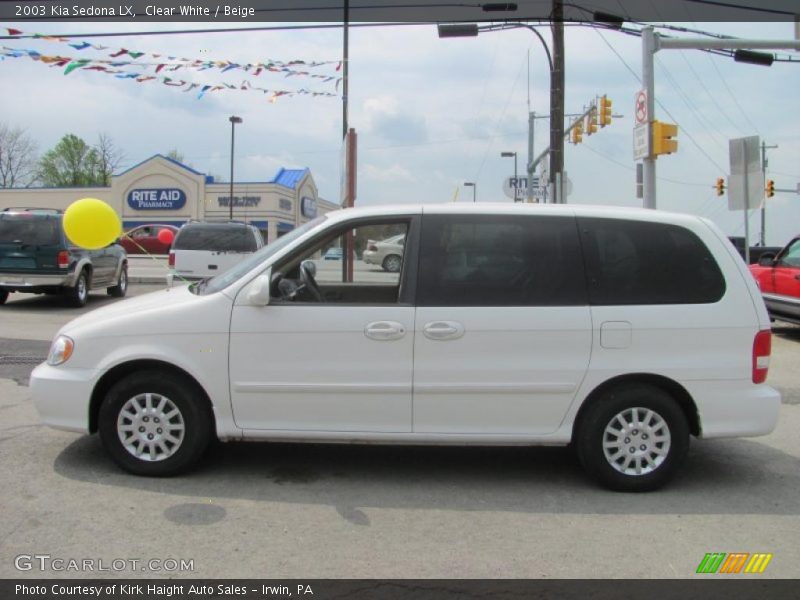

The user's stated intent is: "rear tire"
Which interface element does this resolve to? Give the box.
[65,270,89,307]
[575,384,689,492]
[382,254,402,273]
[98,370,213,476]
[107,264,128,297]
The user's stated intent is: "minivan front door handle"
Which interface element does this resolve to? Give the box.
[423,321,465,341]
[365,321,406,341]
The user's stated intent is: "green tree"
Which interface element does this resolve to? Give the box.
[38,134,104,187]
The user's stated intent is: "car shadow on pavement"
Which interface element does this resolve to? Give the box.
[53,434,800,516]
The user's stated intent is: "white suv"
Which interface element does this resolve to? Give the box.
[169,221,263,280]
[31,204,780,491]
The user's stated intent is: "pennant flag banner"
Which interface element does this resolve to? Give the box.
[1,27,344,103]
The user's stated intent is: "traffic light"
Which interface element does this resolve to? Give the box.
[652,120,678,156]
[571,121,583,144]
[715,177,725,196]
[766,179,775,197]
[599,95,612,127]
[586,110,598,135]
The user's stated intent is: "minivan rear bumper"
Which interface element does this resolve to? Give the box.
[689,380,781,438]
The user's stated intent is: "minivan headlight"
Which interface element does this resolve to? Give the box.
[47,335,74,366]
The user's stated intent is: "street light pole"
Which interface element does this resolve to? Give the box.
[501,151,518,201]
[228,115,242,221]
[464,182,476,203]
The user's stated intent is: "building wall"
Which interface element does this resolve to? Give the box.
[0,155,339,244]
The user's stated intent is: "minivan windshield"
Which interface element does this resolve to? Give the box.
[194,215,327,295]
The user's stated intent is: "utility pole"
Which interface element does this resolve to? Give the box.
[550,0,565,203]
[642,27,657,209]
[760,141,778,246]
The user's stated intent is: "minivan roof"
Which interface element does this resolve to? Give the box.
[322,203,709,229]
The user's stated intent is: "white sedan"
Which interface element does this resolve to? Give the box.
[362,234,405,272]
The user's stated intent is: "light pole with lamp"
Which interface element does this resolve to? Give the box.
[500,151,518,202]
[228,115,242,221]
[463,182,476,203]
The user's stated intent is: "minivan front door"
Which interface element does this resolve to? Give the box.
[229,216,418,433]
[412,213,592,435]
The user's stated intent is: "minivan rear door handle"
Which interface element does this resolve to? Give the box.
[423,321,465,341]
[365,321,406,341]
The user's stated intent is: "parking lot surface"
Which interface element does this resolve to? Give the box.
[1,284,799,579]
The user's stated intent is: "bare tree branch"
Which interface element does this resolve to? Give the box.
[0,123,38,188]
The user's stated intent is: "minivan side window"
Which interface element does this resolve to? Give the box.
[579,217,726,305]
[417,215,586,307]
[272,219,412,305]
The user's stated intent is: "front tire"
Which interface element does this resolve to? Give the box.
[107,264,128,297]
[575,384,689,492]
[65,270,89,307]
[98,371,213,476]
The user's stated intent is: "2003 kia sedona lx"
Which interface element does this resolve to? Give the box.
[31,204,780,491]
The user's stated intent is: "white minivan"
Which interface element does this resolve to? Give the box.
[31,204,780,491]
[169,221,263,280]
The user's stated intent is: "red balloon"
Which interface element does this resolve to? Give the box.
[157,228,175,245]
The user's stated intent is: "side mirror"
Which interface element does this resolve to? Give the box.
[246,271,272,306]
[758,254,776,267]
[300,259,317,277]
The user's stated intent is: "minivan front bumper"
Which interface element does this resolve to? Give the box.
[29,362,98,434]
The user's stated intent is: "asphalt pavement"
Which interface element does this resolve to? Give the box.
[1,284,799,579]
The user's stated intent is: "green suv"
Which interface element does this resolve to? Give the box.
[0,208,128,307]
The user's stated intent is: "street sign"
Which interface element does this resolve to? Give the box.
[635,90,648,125]
[633,123,650,160]
[728,136,763,211]
[503,176,539,201]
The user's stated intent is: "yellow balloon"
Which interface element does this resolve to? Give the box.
[63,198,122,250]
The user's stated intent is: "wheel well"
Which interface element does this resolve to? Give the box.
[89,359,215,435]
[571,374,701,442]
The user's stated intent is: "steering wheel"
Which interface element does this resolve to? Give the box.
[300,261,324,302]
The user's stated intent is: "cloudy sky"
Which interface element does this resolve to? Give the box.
[1,19,798,244]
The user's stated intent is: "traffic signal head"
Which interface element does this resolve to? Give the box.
[652,120,678,156]
[715,177,725,196]
[599,95,612,126]
[571,122,583,144]
[586,111,598,135]
[766,179,775,197]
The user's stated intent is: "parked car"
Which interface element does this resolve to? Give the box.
[169,221,263,280]
[362,233,405,272]
[120,224,179,255]
[323,247,342,260]
[728,236,782,264]
[31,204,779,491]
[749,235,800,325]
[0,208,128,307]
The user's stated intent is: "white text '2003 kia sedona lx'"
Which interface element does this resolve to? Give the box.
[31,204,780,492]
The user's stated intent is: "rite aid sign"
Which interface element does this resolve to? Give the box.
[127,188,187,210]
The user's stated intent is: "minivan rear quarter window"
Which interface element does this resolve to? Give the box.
[579,217,726,305]
[417,214,586,306]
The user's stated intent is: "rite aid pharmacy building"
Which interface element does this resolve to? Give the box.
[0,154,339,242]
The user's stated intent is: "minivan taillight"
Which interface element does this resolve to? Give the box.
[57,250,70,269]
[168,251,175,267]
[752,329,771,384]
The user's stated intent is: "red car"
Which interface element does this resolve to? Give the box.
[749,235,800,325]
[119,224,179,255]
